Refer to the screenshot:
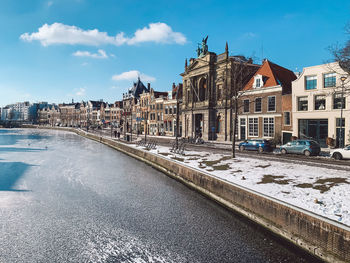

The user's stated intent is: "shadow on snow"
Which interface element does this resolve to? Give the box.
[0,162,34,191]
[0,134,51,146]
[0,147,47,153]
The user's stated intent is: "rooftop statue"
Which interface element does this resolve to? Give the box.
[197,36,208,58]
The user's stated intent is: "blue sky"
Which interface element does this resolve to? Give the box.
[0,0,349,106]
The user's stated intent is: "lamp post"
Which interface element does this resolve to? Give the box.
[339,76,347,148]
[175,87,182,149]
[130,100,133,142]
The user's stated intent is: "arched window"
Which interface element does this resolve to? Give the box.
[198,78,206,102]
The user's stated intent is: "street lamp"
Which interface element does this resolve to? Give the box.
[175,87,182,150]
[339,75,347,148]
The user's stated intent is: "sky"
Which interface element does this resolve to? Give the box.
[0,0,350,107]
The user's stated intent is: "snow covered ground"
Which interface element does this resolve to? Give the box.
[133,144,350,227]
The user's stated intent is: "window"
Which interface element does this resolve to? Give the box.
[284,112,291,126]
[156,104,159,110]
[256,78,261,88]
[268,96,276,112]
[324,73,336,88]
[243,100,250,113]
[305,76,317,90]
[160,104,163,110]
[263,117,274,137]
[255,98,262,112]
[169,107,172,114]
[336,118,345,127]
[333,93,346,109]
[314,95,326,110]
[165,106,168,114]
[248,118,258,137]
[174,106,177,114]
[298,96,308,111]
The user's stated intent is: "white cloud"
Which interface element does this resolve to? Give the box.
[81,62,89,66]
[112,70,156,82]
[73,49,108,59]
[47,1,53,7]
[75,87,86,96]
[20,22,186,46]
[117,22,187,45]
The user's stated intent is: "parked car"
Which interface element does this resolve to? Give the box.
[280,139,320,156]
[238,139,274,153]
[330,145,350,160]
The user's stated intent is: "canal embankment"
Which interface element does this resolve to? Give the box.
[27,126,350,263]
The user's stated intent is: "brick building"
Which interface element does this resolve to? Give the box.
[238,59,296,143]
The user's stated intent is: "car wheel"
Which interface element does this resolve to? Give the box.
[239,145,245,151]
[281,148,287,155]
[333,152,343,160]
[304,150,311,157]
[258,146,264,153]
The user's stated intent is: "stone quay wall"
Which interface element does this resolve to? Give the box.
[28,126,350,263]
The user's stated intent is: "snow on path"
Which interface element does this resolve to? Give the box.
[133,144,350,227]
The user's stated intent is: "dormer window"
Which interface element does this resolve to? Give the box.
[253,75,263,88]
[256,79,261,87]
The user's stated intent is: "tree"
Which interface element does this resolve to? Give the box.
[331,23,350,75]
[228,56,258,158]
[329,23,350,147]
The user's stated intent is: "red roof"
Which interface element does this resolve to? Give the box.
[243,60,297,94]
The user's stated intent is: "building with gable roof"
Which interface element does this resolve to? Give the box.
[237,59,297,143]
[122,78,150,134]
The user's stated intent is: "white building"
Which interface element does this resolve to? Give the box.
[292,62,349,147]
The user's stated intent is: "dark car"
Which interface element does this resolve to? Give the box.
[238,139,274,153]
[280,139,320,156]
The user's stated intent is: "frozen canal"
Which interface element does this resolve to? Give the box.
[0,129,320,263]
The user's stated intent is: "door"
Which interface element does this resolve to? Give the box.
[295,141,306,154]
[240,119,246,140]
[195,114,203,136]
[282,132,292,144]
[288,141,298,153]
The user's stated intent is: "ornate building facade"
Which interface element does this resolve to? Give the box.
[181,40,259,141]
